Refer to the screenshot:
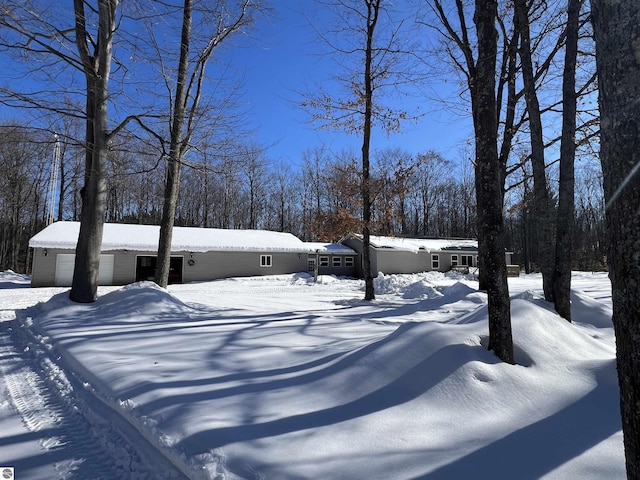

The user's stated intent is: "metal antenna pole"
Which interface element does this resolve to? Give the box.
[45,134,61,225]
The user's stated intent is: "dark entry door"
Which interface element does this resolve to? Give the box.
[135,256,183,284]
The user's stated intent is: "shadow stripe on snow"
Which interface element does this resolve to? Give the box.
[0,320,191,480]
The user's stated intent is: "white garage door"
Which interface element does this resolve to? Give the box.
[55,254,115,286]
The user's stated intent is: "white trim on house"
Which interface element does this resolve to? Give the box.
[260,255,273,267]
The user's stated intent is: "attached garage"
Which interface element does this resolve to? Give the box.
[54,254,115,286]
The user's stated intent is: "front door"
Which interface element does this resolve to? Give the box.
[136,256,183,284]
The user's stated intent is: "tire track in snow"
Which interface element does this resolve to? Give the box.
[0,321,189,479]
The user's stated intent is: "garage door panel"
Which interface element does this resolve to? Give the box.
[54,254,114,286]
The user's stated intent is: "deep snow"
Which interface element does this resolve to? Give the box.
[0,270,625,479]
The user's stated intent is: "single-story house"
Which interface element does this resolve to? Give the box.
[28,222,358,287]
[340,233,515,277]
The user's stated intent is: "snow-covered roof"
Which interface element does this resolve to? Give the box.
[29,222,349,254]
[348,233,478,254]
[304,242,357,255]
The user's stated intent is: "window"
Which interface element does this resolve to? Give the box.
[332,256,342,267]
[319,256,329,267]
[345,256,355,267]
[308,258,316,272]
[140,256,153,267]
[431,254,440,270]
[260,255,272,267]
[461,255,474,266]
[451,255,459,267]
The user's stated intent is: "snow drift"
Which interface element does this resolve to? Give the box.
[6,271,624,479]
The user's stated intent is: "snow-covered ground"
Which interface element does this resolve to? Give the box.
[0,269,624,479]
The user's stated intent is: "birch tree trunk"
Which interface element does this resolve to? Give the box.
[592,1,640,476]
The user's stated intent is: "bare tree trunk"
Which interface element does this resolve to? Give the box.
[361,0,380,301]
[155,0,192,288]
[552,0,581,321]
[514,0,554,301]
[70,0,117,303]
[473,0,513,364]
[592,2,640,477]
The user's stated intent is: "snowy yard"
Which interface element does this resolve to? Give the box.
[0,270,625,479]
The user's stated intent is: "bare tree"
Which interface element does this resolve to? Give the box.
[239,143,270,230]
[551,0,582,321]
[473,0,513,363]
[300,147,330,241]
[152,0,256,287]
[431,0,513,363]
[303,0,420,300]
[371,148,417,235]
[514,0,555,300]
[70,0,119,302]
[0,0,121,302]
[592,1,640,477]
[267,161,300,233]
[0,125,48,271]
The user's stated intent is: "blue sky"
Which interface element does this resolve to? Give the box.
[0,0,474,167]
[228,0,474,165]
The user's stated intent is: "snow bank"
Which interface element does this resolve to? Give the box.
[0,270,30,288]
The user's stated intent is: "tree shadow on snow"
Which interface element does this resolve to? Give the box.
[174,338,480,452]
[412,359,621,480]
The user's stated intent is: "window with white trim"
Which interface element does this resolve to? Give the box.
[260,254,272,267]
[431,254,440,270]
[319,256,329,267]
[332,256,342,267]
[451,254,459,266]
[345,256,355,267]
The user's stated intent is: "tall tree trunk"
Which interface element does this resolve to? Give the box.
[361,0,380,301]
[592,1,640,477]
[552,0,581,321]
[473,0,513,364]
[70,0,117,303]
[514,0,554,301]
[155,0,192,288]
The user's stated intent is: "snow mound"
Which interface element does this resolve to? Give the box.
[401,281,442,299]
[0,270,31,288]
[95,281,195,314]
[510,298,615,367]
[571,290,613,329]
[374,272,442,299]
[440,281,478,298]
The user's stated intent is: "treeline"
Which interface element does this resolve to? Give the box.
[0,123,605,274]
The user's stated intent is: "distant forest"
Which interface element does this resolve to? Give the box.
[0,123,605,275]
